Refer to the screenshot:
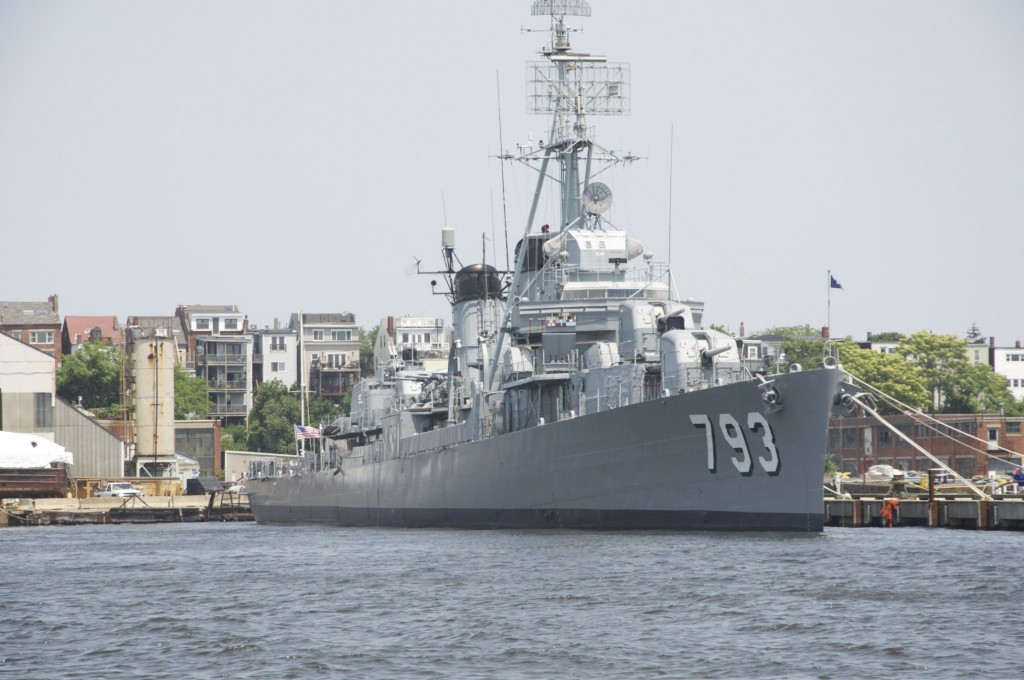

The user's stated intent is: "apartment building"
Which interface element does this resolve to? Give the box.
[290,312,360,405]
[0,295,62,363]
[252,326,298,389]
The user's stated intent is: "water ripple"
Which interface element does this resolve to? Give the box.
[1,524,1023,678]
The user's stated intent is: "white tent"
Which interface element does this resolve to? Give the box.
[0,431,74,467]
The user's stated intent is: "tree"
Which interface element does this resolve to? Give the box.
[752,324,819,338]
[966,323,984,343]
[221,423,249,451]
[942,362,1021,415]
[57,342,122,418]
[780,337,829,372]
[898,332,970,412]
[360,325,379,377]
[835,342,930,414]
[308,392,343,427]
[247,380,302,453]
[174,364,212,420]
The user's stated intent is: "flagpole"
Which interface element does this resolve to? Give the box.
[827,269,831,336]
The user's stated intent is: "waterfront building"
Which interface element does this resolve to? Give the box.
[174,304,248,365]
[0,295,62,363]
[390,315,450,372]
[195,334,253,425]
[829,412,1024,478]
[989,338,1024,401]
[289,312,360,406]
[251,324,298,390]
[60,315,122,355]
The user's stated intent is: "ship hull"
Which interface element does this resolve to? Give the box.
[249,367,840,531]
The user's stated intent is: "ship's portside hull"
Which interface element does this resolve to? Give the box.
[249,368,839,531]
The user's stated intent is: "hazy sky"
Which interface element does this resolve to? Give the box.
[2,0,1022,343]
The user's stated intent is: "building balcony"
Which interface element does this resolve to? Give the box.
[208,380,248,390]
[209,403,248,415]
[200,353,248,364]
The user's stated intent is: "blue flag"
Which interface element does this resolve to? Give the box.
[830,275,843,290]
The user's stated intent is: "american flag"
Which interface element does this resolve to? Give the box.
[294,424,321,440]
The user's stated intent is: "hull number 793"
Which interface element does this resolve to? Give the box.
[689,413,780,475]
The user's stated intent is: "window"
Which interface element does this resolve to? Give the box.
[1007,422,1021,434]
[270,336,286,351]
[196,318,210,330]
[877,427,892,445]
[35,393,53,429]
[402,333,409,343]
[29,331,54,344]
[224,318,238,330]
[326,353,347,368]
[312,329,324,341]
[842,429,858,448]
[271,362,285,372]
[913,423,928,438]
[331,330,351,341]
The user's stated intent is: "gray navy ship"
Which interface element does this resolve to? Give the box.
[248,0,846,531]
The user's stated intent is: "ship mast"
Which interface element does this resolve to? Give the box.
[485,0,632,389]
[524,0,630,232]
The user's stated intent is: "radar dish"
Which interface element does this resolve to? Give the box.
[581,182,613,215]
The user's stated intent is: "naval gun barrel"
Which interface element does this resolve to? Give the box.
[701,344,731,365]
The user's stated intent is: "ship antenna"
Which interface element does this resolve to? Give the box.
[496,71,511,271]
[668,123,674,295]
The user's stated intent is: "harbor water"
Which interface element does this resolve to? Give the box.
[3,523,1022,679]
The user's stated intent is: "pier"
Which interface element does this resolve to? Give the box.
[0,493,251,527]
[824,496,1024,530]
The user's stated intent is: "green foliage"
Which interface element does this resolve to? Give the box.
[824,452,839,473]
[869,331,901,342]
[221,423,249,451]
[752,324,818,338]
[244,381,340,453]
[57,342,122,413]
[965,323,984,343]
[308,393,343,428]
[836,342,930,413]
[247,380,302,453]
[897,332,969,412]
[174,364,212,420]
[942,362,1020,415]
[828,331,1024,417]
[708,324,732,336]
[360,325,379,376]
[780,338,829,371]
